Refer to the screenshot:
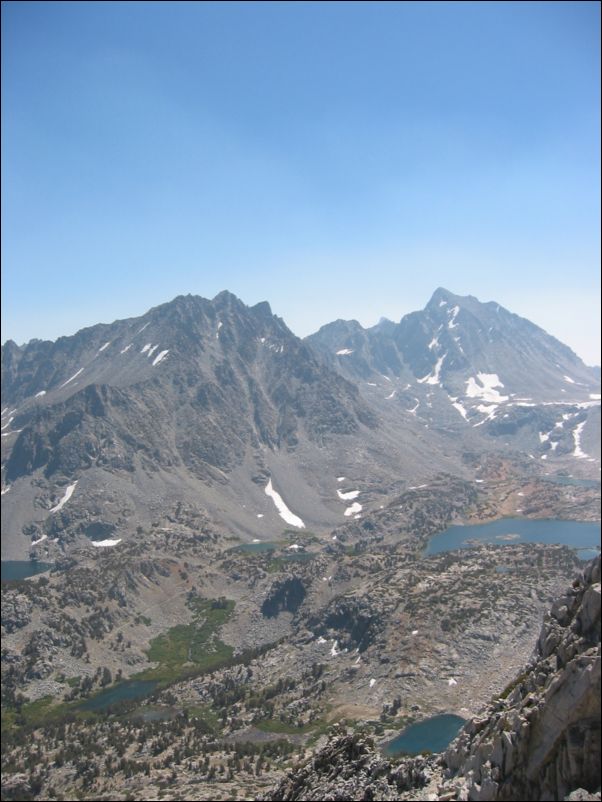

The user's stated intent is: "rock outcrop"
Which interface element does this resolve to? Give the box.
[262,557,601,802]
[262,727,436,801]
[440,556,600,801]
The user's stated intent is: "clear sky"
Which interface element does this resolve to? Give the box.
[2,1,600,363]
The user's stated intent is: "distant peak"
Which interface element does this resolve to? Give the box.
[212,290,241,305]
[251,300,273,318]
[428,287,456,305]
[317,319,365,335]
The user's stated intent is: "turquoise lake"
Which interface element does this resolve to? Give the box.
[542,476,600,489]
[425,518,601,556]
[233,542,277,553]
[232,543,314,561]
[384,714,465,756]
[79,680,159,712]
[1,561,53,581]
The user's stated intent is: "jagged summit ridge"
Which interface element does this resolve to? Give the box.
[307,288,599,402]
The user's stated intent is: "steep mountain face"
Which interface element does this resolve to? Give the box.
[262,557,601,802]
[1,292,387,559]
[307,288,600,464]
[2,291,375,445]
[308,288,598,402]
[306,318,405,381]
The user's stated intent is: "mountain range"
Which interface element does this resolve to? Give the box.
[1,288,600,560]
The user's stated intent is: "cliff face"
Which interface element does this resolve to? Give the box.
[262,557,601,802]
[441,556,600,802]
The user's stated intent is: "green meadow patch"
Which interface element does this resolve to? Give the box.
[137,596,235,683]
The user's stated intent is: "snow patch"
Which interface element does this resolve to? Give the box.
[369,678,376,688]
[31,534,48,546]
[147,344,159,358]
[59,368,84,389]
[428,336,439,350]
[152,350,169,366]
[590,394,601,400]
[256,514,264,519]
[141,343,152,354]
[563,375,575,384]
[98,341,111,352]
[35,390,46,398]
[336,348,354,355]
[538,432,550,443]
[91,539,122,548]
[472,404,498,426]
[137,322,150,334]
[337,489,360,500]
[265,479,305,528]
[344,501,362,516]
[1,417,14,431]
[1,486,10,495]
[448,678,458,686]
[120,344,132,354]
[450,399,468,420]
[439,300,447,307]
[573,421,588,459]
[386,390,397,400]
[466,373,508,403]
[330,640,340,657]
[49,481,78,514]
[418,354,446,385]
[448,305,460,328]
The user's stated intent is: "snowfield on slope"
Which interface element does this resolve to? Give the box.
[265,479,305,528]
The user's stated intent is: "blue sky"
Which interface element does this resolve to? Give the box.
[2,1,600,363]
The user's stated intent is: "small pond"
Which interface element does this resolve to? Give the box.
[1,561,53,581]
[232,542,278,554]
[85,522,117,541]
[542,476,600,489]
[384,714,465,756]
[79,680,159,712]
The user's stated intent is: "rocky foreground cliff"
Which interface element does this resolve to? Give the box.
[262,556,601,801]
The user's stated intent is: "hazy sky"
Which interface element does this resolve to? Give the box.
[2,1,600,363]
